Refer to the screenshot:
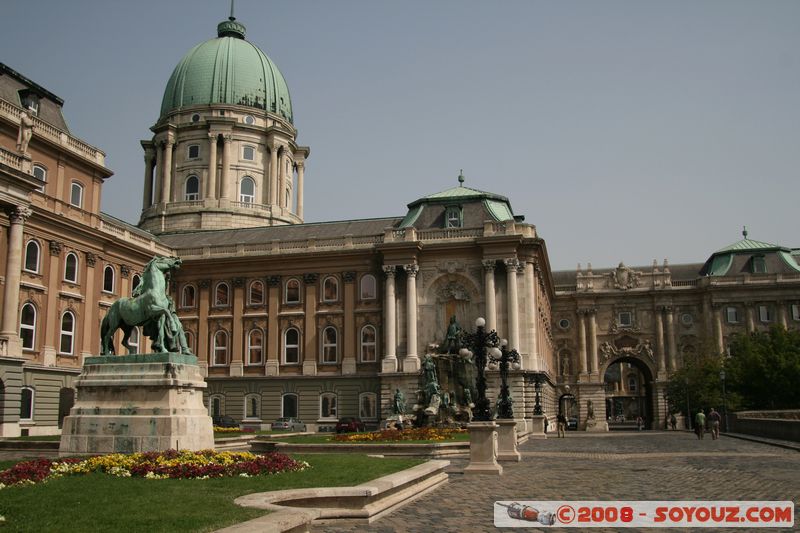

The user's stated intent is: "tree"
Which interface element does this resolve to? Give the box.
[726,325,800,410]
[665,341,737,420]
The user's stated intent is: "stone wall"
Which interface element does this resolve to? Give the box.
[731,410,800,442]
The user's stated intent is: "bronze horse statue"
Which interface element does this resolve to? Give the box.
[100,256,187,355]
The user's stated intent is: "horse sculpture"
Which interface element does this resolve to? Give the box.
[100,256,189,355]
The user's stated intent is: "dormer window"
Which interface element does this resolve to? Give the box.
[751,256,766,274]
[445,206,462,228]
[18,90,40,115]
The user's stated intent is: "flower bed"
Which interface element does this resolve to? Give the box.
[0,450,308,488]
[333,427,466,442]
[213,426,254,433]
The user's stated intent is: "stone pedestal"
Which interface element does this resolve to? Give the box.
[584,417,609,432]
[495,419,521,462]
[463,421,503,475]
[528,414,548,439]
[59,353,214,456]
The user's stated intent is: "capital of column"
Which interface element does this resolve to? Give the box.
[222,134,233,144]
[143,149,155,163]
[49,240,63,256]
[303,273,318,285]
[198,279,211,289]
[404,264,419,277]
[120,265,131,278]
[382,265,397,277]
[503,258,519,270]
[86,252,97,267]
[7,206,33,223]
[481,259,496,272]
[159,137,175,148]
[233,277,245,288]
[208,131,219,140]
[295,160,305,170]
[660,305,673,313]
[343,271,357,283]
[267,275,281,287]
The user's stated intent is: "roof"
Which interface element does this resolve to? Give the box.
[160,18,293,122]
[715,237,783,253]
[408,183,511,208]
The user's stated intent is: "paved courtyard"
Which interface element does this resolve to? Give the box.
[313,432,800,533]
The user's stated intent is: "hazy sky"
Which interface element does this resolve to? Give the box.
[2,1,798,270]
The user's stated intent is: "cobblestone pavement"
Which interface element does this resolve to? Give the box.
[313,432,800,533]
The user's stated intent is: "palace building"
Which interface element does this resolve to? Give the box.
[1,15,798,437]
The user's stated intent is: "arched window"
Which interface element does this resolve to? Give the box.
[248,280,264,305]
[360,325,377,362]
[214,282,229,306]
[19,302,36,350]
[244,394,260,419]
[319,392,337,419]
[359,392,377,420]
[32,164,47,192]
[182,285,196,308]
[321,326,338,363]
[185,175,200,201]
[284,328,300,364]
[64,252,78,283]
[209,395,223,418]
[129,327,140,353]
[70,181,84,208]
[103,265,115,293]
[59,311,75,355]
[131,274,141,294]
[20,387,34,420]
[282,393,298,418]
[360,274,376,300]
[239,177,255,204]
[24,240,40,273]
[322,276,338,302]
[285,278,300,304]
[247,329,263,365]
[213,331,229,366]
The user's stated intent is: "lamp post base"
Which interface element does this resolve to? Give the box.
[464,421,503,475]
[495,419,521,462]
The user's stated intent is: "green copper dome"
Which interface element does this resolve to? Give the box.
[160,18,293,122]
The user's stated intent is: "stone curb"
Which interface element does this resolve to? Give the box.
[720,432,800,452]
[213,459,450,532]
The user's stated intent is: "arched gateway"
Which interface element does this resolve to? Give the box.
[599,337,660,430]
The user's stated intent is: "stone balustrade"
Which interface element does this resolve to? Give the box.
[0,145,29,172]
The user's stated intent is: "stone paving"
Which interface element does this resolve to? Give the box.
[313,431,800,533]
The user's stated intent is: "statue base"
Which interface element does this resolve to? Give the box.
[528,414,548,439]
[584,418,609,432]
[463,421,503,475]
[495,419,521,462]
[59,353,214,455]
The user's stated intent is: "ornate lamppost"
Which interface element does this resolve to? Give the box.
[719,368,728,433]
[460,317,499,422]
[488,339,520,419]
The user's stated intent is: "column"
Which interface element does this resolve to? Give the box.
[142,148,155,209]
[206,132,218,200]
[588,308,598,376]
[504,258,520,350]
[43,240,62,366]
[296,161,305,219]
[153,144,162,204]
[80,253,97,362]
[526,260,539,370]
[197,280,210,376]
[655,307,666,373]
[777,301,788,328]
[266,276,280,376]
[269,145,279,206]
[744,303,755,333]
[665,306,677,371]
[482,260,497,332]
[713,304,724,354]
[342,271,356,375]
[403,264,420,372]
[220,135,232,200]
[230,278,244,377]
[160,138,174,204]
[279,153,288,207]
[382,265,397,373]
[1,207,32,353]
[302,273,318,375]
[577,309,588,376]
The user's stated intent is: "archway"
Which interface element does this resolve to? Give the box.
[603,357,655,430]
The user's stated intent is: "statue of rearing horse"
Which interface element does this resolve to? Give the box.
[100,256,186,355]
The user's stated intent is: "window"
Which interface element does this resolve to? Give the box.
[20,387,34,421]
[359,393,377,420]
[726,306,739,324]
[242,145,255,161]
[247,329,263,365]
[244,115,255,125]
[213,331,229,365]
[64,253,78,283]
[320,393,337,419]
[32,164,46,191]
[445,206,462,228]
[187,144,200,159]
[282,393,298,418]
[248,280,264,305]
[239,177,255,204]
[792,304,800,322]
[59,311,75,355]
[321,326,338,363]
[322,276,338,302]
[20,91,40,114]
[131,274,141,294]
[360,274,376,300]
[24,240,40,273]
[182,285,196,308]
[103,265,115,293]
[191,113,201,123]
[758,305,772,323]
[681,313,693,326]
[618,312,633,327]
[244,394,260,419]
[20,303,36,350]
[70,182,83,208]
[284,328,300,364]
[558,319,571,330]
[628,376,638,392]
[285,279,300,303]
[360,325,377,362]
[185,175,200,200]
[214,282,230,306]
[751,256,767,274]
[129,327,140,353]
[209,395,222,417]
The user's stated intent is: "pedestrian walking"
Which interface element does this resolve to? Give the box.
[636,416,643,431]
[669,414,677,431]
[557,413,567,438]
[694,409,706,440]
[708,408,721,440]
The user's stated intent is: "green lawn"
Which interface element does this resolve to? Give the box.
[277,432,470,444]
[0,454,422,532]
[1,435,61,441]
